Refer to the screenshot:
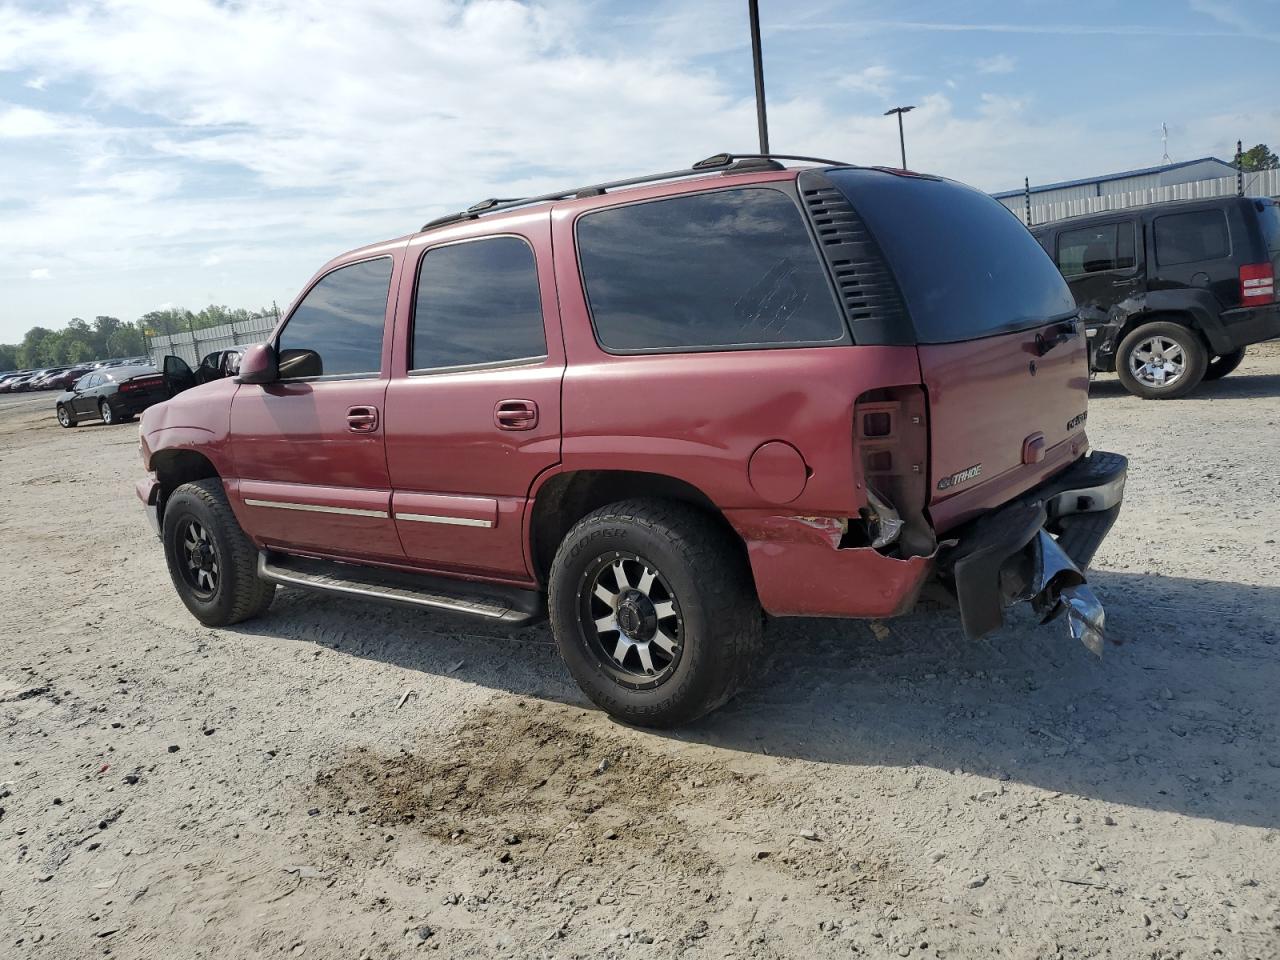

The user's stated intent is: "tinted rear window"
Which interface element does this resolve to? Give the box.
[412,236,546,370]
[1154,209,1231,266]
[1257,201,1280,258]
[576,187,846,352]
[825,169,1077,343]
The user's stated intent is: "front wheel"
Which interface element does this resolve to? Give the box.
[56,404,77,428]
[162,478,275,626]
[1204,347,1246,382]
[1115,321,1208,399]
[548,499,764,728]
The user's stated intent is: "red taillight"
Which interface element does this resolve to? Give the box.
[1240,263,1275,305]
[119,376,163,394]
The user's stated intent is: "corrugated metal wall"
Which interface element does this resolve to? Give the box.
[998,167,1280,225]
[147,313,278,367]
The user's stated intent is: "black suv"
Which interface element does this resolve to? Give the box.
[1032,196,1279,398]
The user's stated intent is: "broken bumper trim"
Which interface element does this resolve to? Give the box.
[941,450,1127,645]
[136,476,161,538]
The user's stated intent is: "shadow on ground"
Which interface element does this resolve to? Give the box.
[234,568,1280,829]
[1090,371,1280,400]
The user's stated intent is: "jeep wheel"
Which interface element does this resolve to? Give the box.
[162,478,275,626]
[1204,347,1246,382]
[1116,321,1207,399]
[548,499,764,728]
[56,404,76,428]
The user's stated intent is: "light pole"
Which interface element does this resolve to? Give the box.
[748,0,769,153]
[884,105,915,169]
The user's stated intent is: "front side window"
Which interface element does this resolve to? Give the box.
[576,187,846,352]
[1155,209,1231,266]
[412,237,546,370]
[1057,222,1136,276]
[277,257,393,378]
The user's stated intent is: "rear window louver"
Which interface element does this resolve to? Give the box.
[798,170,913,346]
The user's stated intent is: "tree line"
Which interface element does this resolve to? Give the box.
[0,305,274,371]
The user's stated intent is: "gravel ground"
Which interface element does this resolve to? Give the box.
[2,349,1278,960]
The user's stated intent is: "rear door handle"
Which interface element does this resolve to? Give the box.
[495,399,538,431]
[346,405,379,433]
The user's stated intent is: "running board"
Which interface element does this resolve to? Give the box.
[257,552,543,624]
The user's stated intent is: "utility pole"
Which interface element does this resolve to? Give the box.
[1237,139,1244,197]
[748,0,769,153]
[884,105,915,169]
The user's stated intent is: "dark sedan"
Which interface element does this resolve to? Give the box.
[56,365,171,427]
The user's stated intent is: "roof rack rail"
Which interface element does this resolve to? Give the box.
[420,151,850,231]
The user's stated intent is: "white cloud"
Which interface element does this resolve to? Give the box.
[29,268,51,280]
[976,53,1016,74]
[838,65,894,98]
[23,75,47,91]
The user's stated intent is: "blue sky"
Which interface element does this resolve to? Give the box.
[1,0,1277,339]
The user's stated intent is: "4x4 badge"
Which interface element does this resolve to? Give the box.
[937,463,982,491]
[1067,411,1088,431]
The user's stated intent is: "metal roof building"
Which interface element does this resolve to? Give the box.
[990,157,1280,224]
[993,157,1238,207]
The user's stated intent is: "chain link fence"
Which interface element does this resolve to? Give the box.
[146,312,278,368]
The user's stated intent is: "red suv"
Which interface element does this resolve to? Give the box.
[137,153,1127,727]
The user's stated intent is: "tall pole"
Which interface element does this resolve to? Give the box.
[748,0,769,153]
[1024,177,1032,226]
[884,106,915,169]
[1237,139,1244,197]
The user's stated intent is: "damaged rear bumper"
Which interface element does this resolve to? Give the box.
[939,450,1127,652]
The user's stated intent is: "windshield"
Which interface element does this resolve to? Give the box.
[825,168,1077,344]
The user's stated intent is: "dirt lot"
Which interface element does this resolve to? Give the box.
[2,350,1279,960]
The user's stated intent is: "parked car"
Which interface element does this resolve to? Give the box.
[1032,196,1280,398]
[40,366,93,392]
[9,370,54,392]
[194,348,245,385]
[0,371,34,393]
[136,152,1127,727]
[56,365,173,427]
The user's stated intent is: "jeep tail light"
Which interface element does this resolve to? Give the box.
[1239,263,1275,305]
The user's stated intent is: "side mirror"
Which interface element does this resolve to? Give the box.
[236,343,278,384]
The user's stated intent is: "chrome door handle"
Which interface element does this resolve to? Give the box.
[346,405,379,433]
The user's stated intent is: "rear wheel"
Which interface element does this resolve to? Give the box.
[99,399,116,425]
[1203,347,1246,382]
[548,499,764,728]
[1115,321,1207,399]
[162,478,275,626]
[56,404,77,428]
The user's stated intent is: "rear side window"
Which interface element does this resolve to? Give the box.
[1056,222,1136,275]
[1257,201,1280,258]
[278,257,393,378]
[824,169,1077,343]
[1154,209,1231,266]
[412,237,546,370]
[576,187,846,352]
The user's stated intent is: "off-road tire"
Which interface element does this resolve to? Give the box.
[1204,347,1246,382]
[162,478,275,626]
[548,498,764,728]
[1115,320,1208,400]
[56,404,77,428]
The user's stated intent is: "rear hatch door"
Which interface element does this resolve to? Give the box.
[822,169,1089,531]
